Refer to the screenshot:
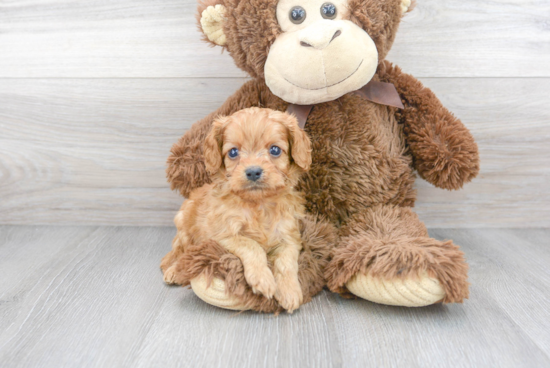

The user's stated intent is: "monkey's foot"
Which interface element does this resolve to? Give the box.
[346,271,445,307]
[190,274,249,311]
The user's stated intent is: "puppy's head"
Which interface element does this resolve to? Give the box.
[204,107,311,200]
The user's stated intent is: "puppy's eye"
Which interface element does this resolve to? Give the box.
[228,148,239,159]
[290,6,306,24]
[269,145,282,157]
[320,2,337,19]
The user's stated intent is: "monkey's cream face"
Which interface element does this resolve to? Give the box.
[264,0,379,105]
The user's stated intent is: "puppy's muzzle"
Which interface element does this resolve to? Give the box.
[245,166,263,182]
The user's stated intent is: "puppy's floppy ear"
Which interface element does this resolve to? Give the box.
[274,111,312,171]
[203,117,226,175]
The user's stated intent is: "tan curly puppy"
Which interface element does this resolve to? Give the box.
[161,108,312,313]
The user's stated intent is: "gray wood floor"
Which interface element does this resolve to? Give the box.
[0,226,549,368]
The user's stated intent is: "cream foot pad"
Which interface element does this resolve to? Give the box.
[190,274,248,311]
[345,271,445,307]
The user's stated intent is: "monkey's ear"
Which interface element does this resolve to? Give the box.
[203,118,225,175]
[401,0,416,14]
[199,3,228,47]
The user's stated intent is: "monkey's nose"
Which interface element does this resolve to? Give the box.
[299,21,343,50]
[301,30,340,47]
[245,166,263,181]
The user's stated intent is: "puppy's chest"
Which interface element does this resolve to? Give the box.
[240,206,292,250]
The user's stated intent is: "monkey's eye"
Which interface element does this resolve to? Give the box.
[269,145,282,157]
[320,3,337,19]
[289,6,306,24]
[228,148,239,159]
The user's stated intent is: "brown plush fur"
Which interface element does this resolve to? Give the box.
[325,204,469,302]
[165,0,478,310]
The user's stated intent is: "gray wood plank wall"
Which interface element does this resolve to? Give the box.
[1,0,549,227]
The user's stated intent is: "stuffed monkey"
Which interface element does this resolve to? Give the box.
[162,0,479,312]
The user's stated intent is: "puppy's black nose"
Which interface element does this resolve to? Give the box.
[245,166,263,182]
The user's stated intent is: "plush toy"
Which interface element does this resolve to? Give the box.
[163,0,479,311]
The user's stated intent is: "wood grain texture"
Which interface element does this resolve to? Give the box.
[0,226,549,367]
[0,0,549,78]
[1,78,549,227]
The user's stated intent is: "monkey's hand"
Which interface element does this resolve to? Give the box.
[167,120,213,198]
[379,61,480,190]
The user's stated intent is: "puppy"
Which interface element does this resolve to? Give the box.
[161,107,312,313]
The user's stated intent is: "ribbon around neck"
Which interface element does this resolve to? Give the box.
[286,80,404,129]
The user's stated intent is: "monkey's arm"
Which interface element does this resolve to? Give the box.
[167,80,264,197]
[379,61,479,190]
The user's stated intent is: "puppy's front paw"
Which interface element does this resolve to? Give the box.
[163,265,179,285]
[245,267,277,299]
[275,276,303,313]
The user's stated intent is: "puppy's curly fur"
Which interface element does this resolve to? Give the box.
[161,108,313,313]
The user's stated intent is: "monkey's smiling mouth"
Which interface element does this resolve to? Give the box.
[283,59,363,91]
